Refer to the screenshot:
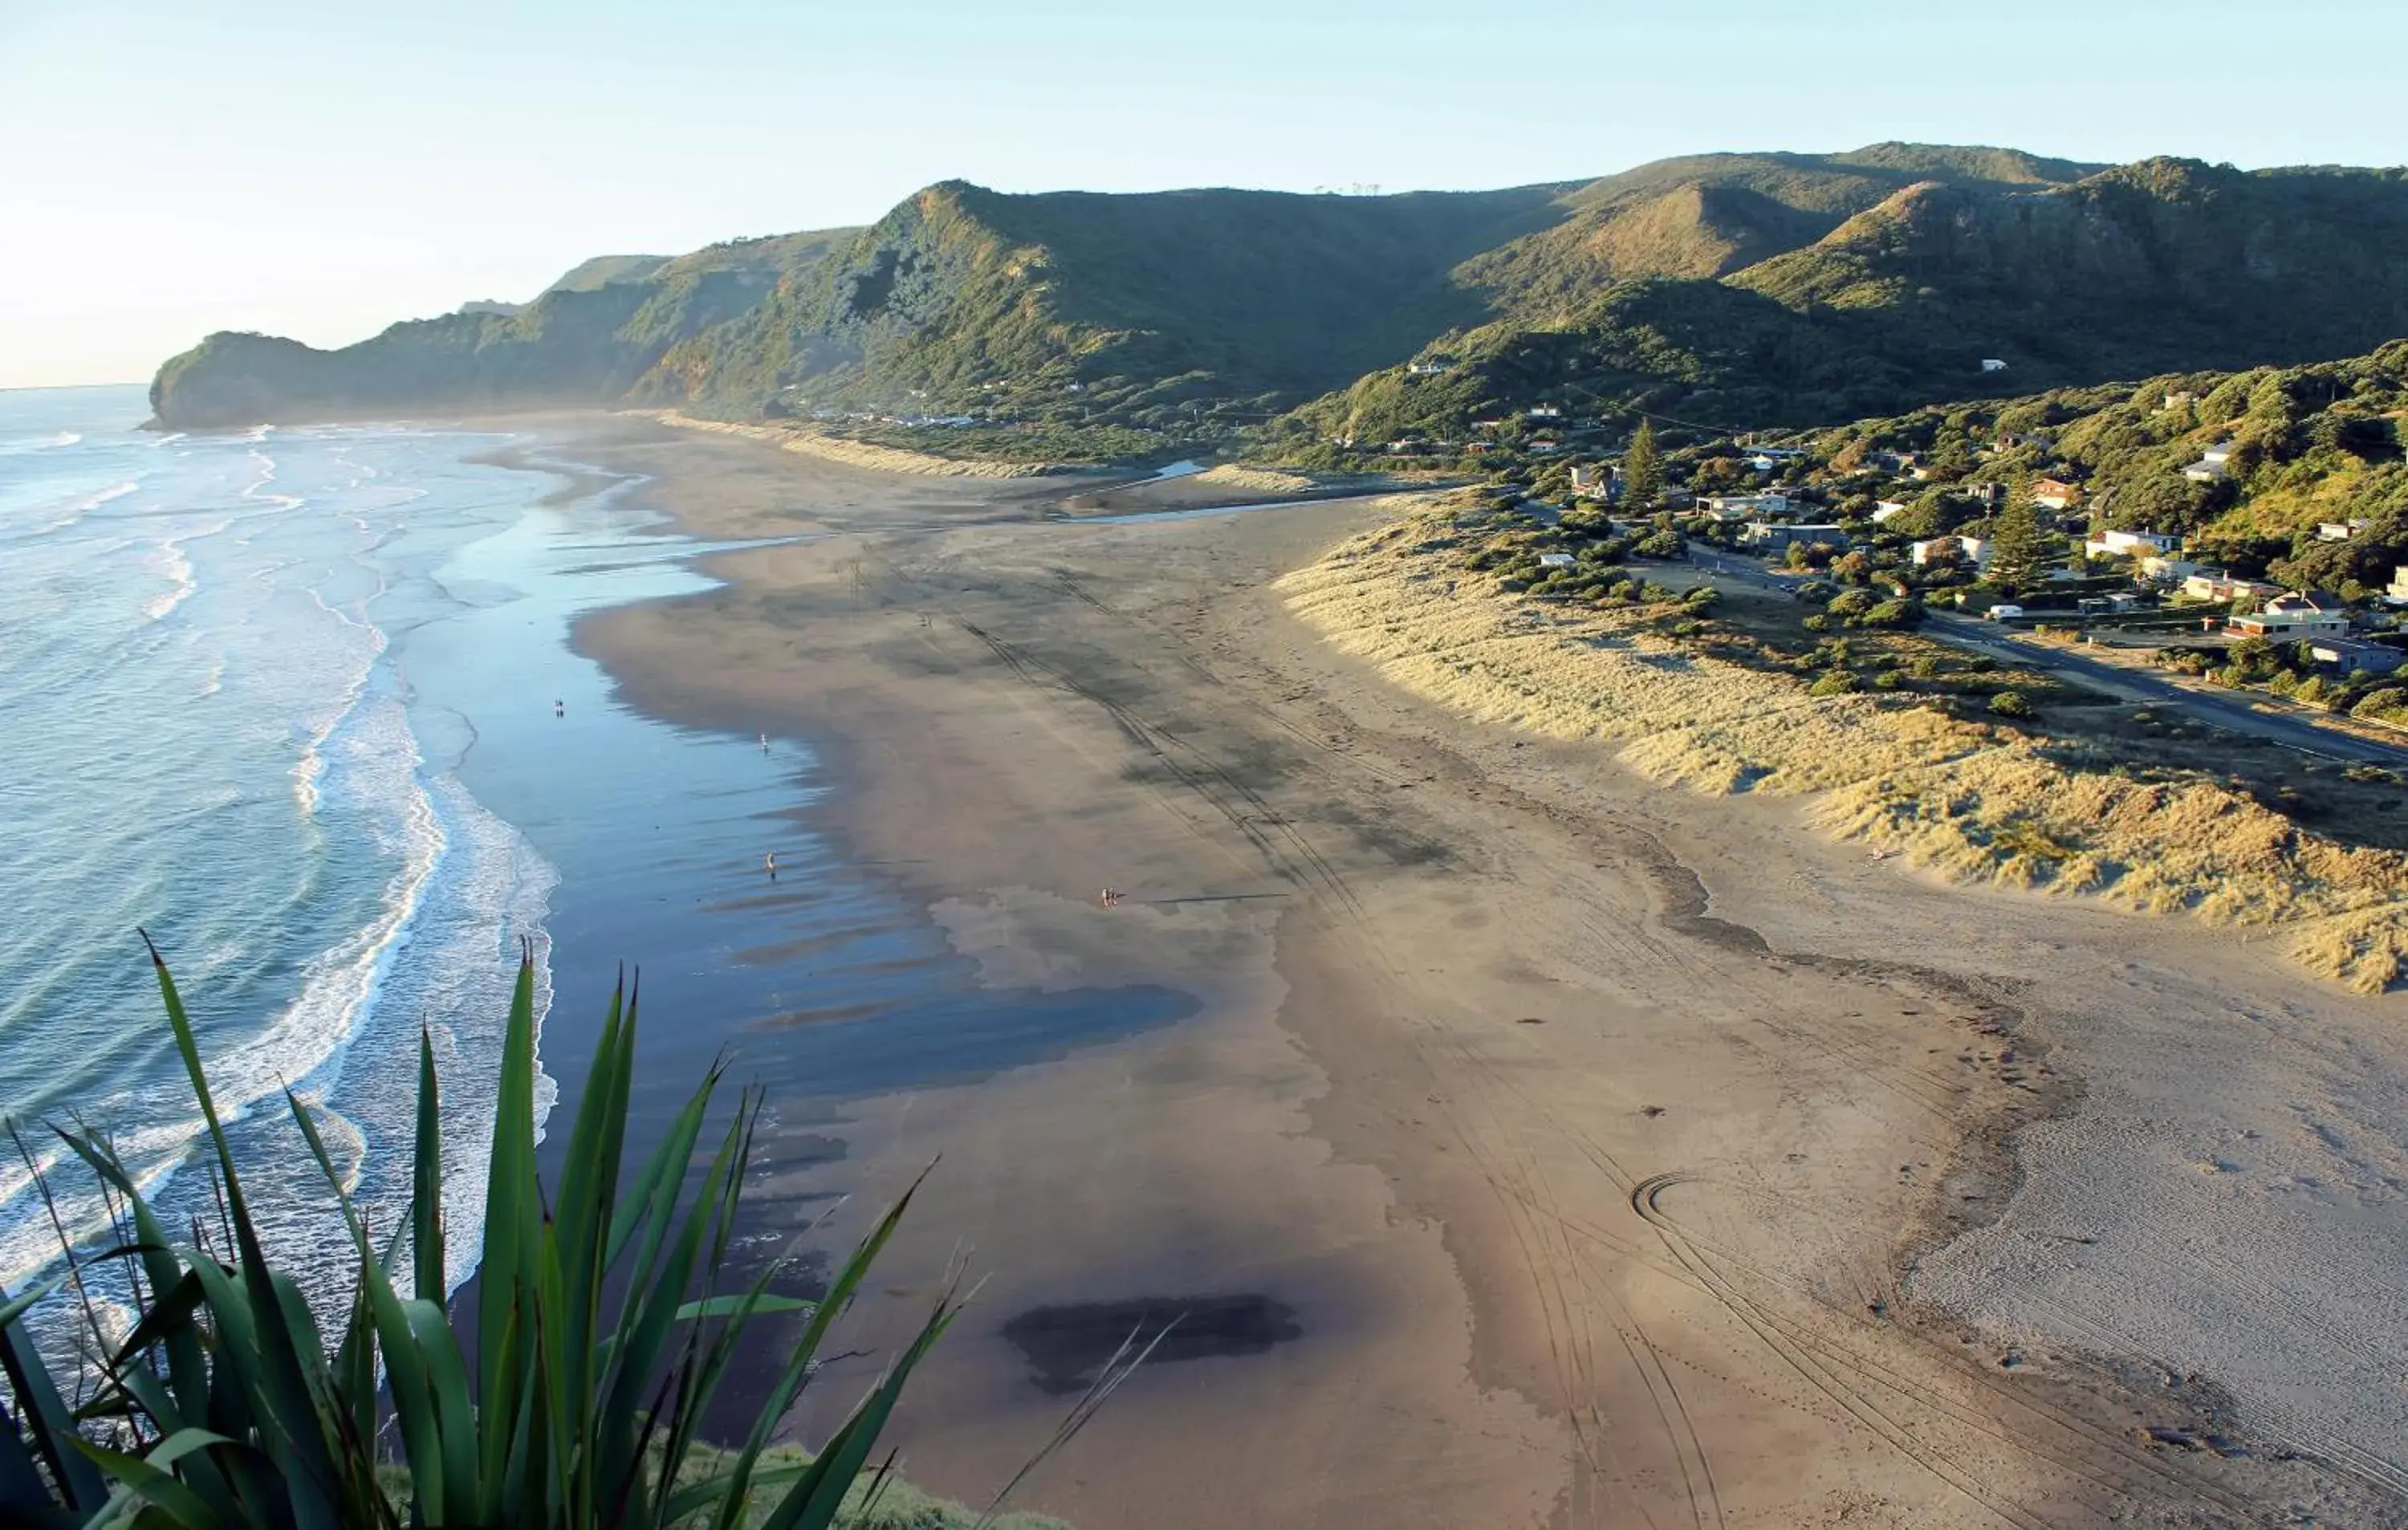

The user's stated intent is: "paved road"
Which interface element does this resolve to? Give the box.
[1922,612,2408,765]
[1682,547,2408,767]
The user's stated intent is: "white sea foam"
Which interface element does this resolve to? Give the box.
[0,429,83,455]
[290,586,384,816]
[140,540,198,621]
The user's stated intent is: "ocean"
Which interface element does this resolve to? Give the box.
[0,385,1190,1342]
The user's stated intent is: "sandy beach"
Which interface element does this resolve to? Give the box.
[545,413,2408,1528]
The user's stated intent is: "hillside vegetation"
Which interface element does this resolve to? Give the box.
[148,230,859,428]
[151,146,2408,461]
[1279,155,2408,457]
[1800,340,2408,588]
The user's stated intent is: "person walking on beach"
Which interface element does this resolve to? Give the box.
[554,698,565,718]
[764,850,779,881]
[760,731,769,752]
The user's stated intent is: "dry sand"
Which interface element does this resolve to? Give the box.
[551,415,2408,1528]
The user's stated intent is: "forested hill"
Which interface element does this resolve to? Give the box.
[150,147,2408,443]
[1800,340,2408,593]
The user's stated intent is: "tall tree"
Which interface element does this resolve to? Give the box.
[1622,420,1663,510]
[1987,499,2053,591]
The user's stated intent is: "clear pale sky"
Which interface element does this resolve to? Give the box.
[5,0,2404,389]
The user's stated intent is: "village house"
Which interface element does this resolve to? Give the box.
[1743,522,1850,553]
[2309,637,2406,677]
[1526,405,1563,421]
[1537,551,1578,569]
[2316,518,2373,542]
[2182,442,2236,482]
[1992,432,2055,455]
[1965,480,2007,508]
[2138,554,2209,584]
[2032,477,2082,511]
[2087,528,2182,560]
[2162,390,2197,413]
[1912,535,1994,569]
[1405,359,1454,376]
[1872,499,1910,523]
[2182,571,2282,604]
[2227,590,2351,639]
[1698,491,1798,519]
[1568,464,1613,498]
[2390,565,2408,604]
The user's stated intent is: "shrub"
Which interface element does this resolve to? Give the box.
[1825,588,1877,622]
[1871,669,1905,690]
[2353,686,2408,721]
[1803,613,1829,631]
[1809,671,1859,696]
[1988,690,2036,718]
[1682,585,1720,611]
[0,946,1077,1530]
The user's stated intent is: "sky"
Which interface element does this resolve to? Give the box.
[5,0,2406,389]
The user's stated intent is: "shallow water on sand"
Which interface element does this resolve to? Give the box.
[0,389,1194,1350]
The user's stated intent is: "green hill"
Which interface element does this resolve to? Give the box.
[1276,156,2408,457]
[1798,339,2408,589]
[148,230,859,429]
[148,148,2408,447]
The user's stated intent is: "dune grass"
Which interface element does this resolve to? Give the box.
[1278,501,2408,992]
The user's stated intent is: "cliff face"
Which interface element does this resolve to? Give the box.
[148,149,2408,435]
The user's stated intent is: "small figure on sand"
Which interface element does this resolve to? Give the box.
[554,698,565,718]
[759,731,770,752]
[1098,886,1121,908]
[764,850,779,881]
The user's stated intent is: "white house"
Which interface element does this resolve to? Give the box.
[2138,554,2210,583]
[1698,491,1797,519]
[2182,571,2280,604]
[2032,477,2082,511]
[1912,535,1993,569]
[2183,442,2236,482]
[2390,565,2408,604]
[1744,522,1849,552]
[2317,518,2372,542]
[2227,591,2350,639]
[1538,551,1577,569]
[1406,359,1454,376]
[1568,464,1613,499]
[2086,528,2182,560]
[1872,499,1910,523]
[2312,638,2406,676]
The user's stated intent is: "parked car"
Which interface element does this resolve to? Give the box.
[1987,603,2025,621]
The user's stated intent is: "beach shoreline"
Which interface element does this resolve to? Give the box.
[534,410,2408,1528]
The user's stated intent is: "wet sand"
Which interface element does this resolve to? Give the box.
[548,413,2408,1528]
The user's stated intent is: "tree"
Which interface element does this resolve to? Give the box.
[1987,500,2053,591]
[1623,420,1663,510]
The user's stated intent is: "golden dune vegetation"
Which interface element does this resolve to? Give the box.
[648,412,1061,478]
[1192,463,1325,494]
[1277,504,2408,992]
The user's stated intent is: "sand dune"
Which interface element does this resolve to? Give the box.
[1278,504,2408,992]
